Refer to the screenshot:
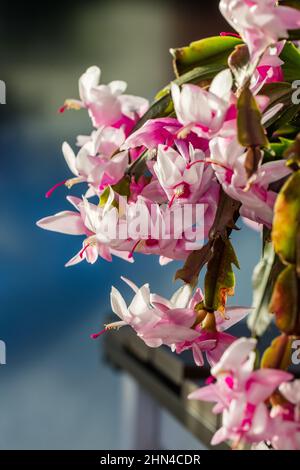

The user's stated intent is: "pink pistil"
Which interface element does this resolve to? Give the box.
[90,328,107,340]
[58,105,67,114]
[168,193,177,209]
[79,243,91,259]
[186,159,230,171]
[128,239,141,259]
[220,32,241,39]
[45,180,67,198]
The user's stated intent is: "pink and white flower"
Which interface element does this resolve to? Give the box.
[171,69,233,138]
[209,132,291,226]
[107,278,200,347]
[122,117,208,151]
[37,195,133,266]
[124,195,205,260]
[62,126,128,195]
[220,0,300,60]
[60,66,148,131]
[189,338,293,446]
[101,279,251,366]
[153,143,220,236]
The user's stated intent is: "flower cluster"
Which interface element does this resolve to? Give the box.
[38,0,300,450]
[220,0,300,60]
[101,278,249,367]
[189,338,297,448]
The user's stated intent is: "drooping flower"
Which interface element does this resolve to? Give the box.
[188,338,293,446]
[36,195,133,266]
[209,131,291,226]
[45,126,128,198]
[46,127,127,198]
[60,66,148,131]
[107,279,200,347]
[39,187,206,266]
[99,278,251,366]
[219,0,300,60]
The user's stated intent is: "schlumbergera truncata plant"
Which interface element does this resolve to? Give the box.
[38,1,300,449]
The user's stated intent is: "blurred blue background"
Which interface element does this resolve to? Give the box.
[0,0,261,449]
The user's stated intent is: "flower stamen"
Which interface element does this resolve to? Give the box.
[58,99,82,114]
[65,177,83,189]
[90,321,126,339]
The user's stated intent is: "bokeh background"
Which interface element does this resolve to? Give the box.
[0,0,261,449]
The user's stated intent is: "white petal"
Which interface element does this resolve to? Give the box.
[65,250,83,267]
[216,306,251,331]
[66,195,82,211]
[170,284,192,308]
[83,198,99,232]
[210,69,233,100]
[279,379,300,405]
[37,211,86,235]
[121,276,139,294]
[108,80,127,95]
[79,66,101,102]
[211,337,257,376]
[110,286,129,321]
[62,142,79,176]
[129,284,151,315]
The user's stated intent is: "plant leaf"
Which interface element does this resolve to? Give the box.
[237,87,269,148]
[208,191,241,240]
[281,41,300,82]
[261,82,292,106]
[266,103,300,134]
[111,176,131,197]
[248,243,283,337]
[261,334,293,369]
[263,137,294,162]
[171,35,242,76]
[272,170,300,265]
[283,133,300,169]
[204,238,239,313]
[174,243,213,288]
[126,149,152,181]
[260,82,300,132]
[175,191,240,288]
[269,265,300,334]
[245,147,264,179]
